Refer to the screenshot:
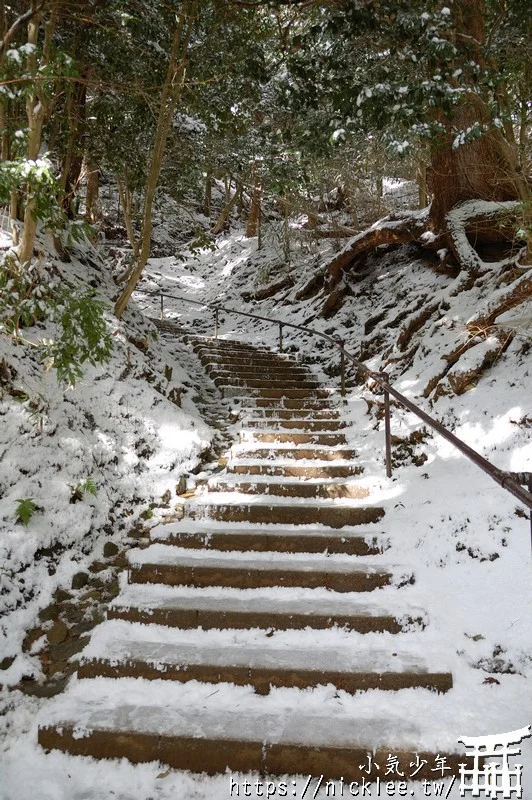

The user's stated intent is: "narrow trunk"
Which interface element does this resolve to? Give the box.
[116,173,139,261]
[246,163,261,238]
[114,1,197,319]
[85,155,101,223]
[17,2,56,266]
[203,168,211,219]
[211,188,239,235]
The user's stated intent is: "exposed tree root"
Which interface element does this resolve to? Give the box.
[253,275,294,301]
[325,217,423,287]
[467,272,532,332]
[398,306,439,352]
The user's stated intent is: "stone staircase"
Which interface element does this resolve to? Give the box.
[37,337,459,780]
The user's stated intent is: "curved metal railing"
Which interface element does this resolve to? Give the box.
[134,289,532,523]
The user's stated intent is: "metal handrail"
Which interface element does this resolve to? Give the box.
[134,288,532,521]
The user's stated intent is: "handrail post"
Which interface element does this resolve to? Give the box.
[279,323,284,352]
[213,307,219,340]
[336,338,346,397]
[160,293,164,321]
[382,371,392,478]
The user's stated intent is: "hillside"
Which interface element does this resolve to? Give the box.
[1,203,531,798]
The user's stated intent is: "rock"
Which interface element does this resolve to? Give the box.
[103,541,119,558]
[175,475,187,495]
[80,589,102,603]
[47,621,68,645]
[71,571,89,589]
[53,589,73,602]
[38,603,61,623]
[88,561,108,573]
[161,489,171,507]
[22,628,44,653]
[0,655,16,670]
[49,635,90,663]
[17,676,69,698]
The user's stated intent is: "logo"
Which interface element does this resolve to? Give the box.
[458,726,531,798]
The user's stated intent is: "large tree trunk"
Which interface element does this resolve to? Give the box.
[428,0,528,233]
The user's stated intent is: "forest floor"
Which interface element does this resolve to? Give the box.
[0,199,531,799]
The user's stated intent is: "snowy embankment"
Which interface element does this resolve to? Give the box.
[0,229,213,687]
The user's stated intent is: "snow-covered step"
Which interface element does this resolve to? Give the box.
[185,498,384,527]
[245,396,338,409]
[243,418,346,431]
[215,377,320,390]
[228,461,364,478]
[208,477,369,499]
[107,583,421,633]
[38,678,462,777]
[222,386,333,399]
[206,365,311,378]
[127,544,397,593]
[241,407,341,419]
[238,430,347,445]
[77,620,452,693]
[230,444,357,460]
[150,523,388,556]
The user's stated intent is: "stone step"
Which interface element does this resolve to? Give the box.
[241,407,341,420]
[244,418,346,431]
[200,355,304,371]
[224,387,333,399]
[239,431,347,446]
[205,364,311,379]
[232,445,357,460]
[186,501,385,528]
[127,545,394,593]
[38,678,461,777]
[192,339,273,354]
[77,621,452,694]
[208,478,369,499]
[106,584,419,633]
[228,462,364,478]
[150,524,387,555]
[215,377,320,390]
[246,397,336,409]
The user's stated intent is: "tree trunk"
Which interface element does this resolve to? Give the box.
[417,163,427,209]
[211,187,239,235]
[428,0,528,233]
[85,155,101,223]
[114,0,197,319]
[17,2,56,266]
[60,79,87,218]
[246,163,261,238]
[203,167,211,219]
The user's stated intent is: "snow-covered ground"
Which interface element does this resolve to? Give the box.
[1,211,531,798]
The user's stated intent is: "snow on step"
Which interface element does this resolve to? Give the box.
[77,618,452,693]
[126,544,397,592]
[107,582,424,634]
[150,521,388,556]
[37,677,463,778]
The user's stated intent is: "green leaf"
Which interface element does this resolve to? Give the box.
[15,498,37,526]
